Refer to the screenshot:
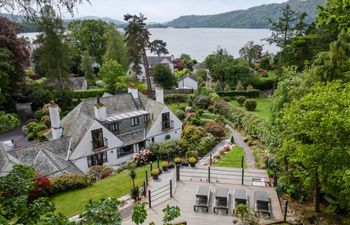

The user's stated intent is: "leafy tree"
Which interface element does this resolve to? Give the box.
[205,49,252,86]
[33,5,71,90]
[0,17,30,111]
[152,64,176,89]
[124,14,168,98]
[79,198,122,225]
[132,203,147,225]
[149,40,169,57]
[279,81,350,212]
[0,165,56,224]
[80,50,95,85]
[259,56,271,70]
[311,30,350,82]
[67,19,109,65]
[239,41,262,66]
[0,0,87,19]
[162,205,181,225]
[0,111,21,133]
[98,59,126,91]
[104,24,129,71]
[265,4,308,48]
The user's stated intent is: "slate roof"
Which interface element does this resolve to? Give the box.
[193,62,206,70]
[0,143,21,176]
[139,93,165,133]
[118,130,145,146]
[146,56,173,66]
[178,74,198,82]
[5,137,81,177]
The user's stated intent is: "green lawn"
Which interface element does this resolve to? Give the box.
[51,166,151,217]
[214,146,247,168]
[167,102,188,112]
[229,97,272,121]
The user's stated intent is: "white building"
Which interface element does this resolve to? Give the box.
[178,74,198,90]
[0,87,183,176]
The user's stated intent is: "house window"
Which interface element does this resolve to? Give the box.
[162,112,170,130]
[109,122,119,132]
[151,137,155,142]
[165,134,171,140]
[131,117,139,127]
[91,128,104,149]
[144,114,149,123]
[87,151,108,167]
[117,145,134,157]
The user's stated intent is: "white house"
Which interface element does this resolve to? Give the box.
[178,74,198,90]
[0,87,183,176]
[131,56,175,82]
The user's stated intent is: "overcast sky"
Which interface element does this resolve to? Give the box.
[68,0,289,23]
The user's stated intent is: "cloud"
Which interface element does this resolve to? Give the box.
[70,0,289,22]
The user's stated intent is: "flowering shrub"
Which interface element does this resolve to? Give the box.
[151,168,160,176]
[204,121,225,139]
[161,161,169,168]
[188,157,197,164]
[223,145,231,152]
[30,174,52,199]
[174,157,181,164]
[131,148,151,166]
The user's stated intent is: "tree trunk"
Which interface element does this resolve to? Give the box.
[57,63,64,91]
[142,49,153,99]
[314,174,321,212]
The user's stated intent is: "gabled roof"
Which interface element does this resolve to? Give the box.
[146,56,173,66]
[178,74,198,82]
[138,93,165,134]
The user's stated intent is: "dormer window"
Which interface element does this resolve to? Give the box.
[131,117,139,127]
[144,114,149,123]
[109,122,119,132]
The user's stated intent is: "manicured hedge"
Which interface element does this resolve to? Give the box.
[165,94,193,104]
[217,89,260,98]
[72,89,109,99]
[250,78,276,90]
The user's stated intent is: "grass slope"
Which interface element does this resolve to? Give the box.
[51,166,150,217]
[214,146,247,168]
[229,97,272,121]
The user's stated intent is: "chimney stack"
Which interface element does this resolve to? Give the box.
[128,83,139,99]
[155,85,164,104]
[49,101,63,140]
[94,97,107,121]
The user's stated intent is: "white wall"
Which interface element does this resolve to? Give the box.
[178,77,198,90]
[146,106,183,143]
[69,120,123,173]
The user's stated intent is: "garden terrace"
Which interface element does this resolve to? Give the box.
[123,180,283,225]
[229,97,272,121]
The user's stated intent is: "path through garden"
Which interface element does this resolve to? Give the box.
[198,125,256,169]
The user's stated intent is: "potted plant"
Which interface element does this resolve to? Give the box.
[151,168,160,180]
[174,157,181,165]
[188,157,197,167]
[161,161,169,172]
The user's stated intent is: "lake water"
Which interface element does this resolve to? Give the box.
[21,28,278,61]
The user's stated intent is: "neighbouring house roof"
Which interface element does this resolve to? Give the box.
[68,77,87,90]
[178,74,198,82]
[145,56,173,66]
[193,62,206,70]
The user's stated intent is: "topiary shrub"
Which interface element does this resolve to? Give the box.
[244,99,257,111]
[51,174,96,194]
[236,96,247,106]
[235,81,244,91]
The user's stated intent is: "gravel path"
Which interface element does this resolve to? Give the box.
[226,125,256,169]
[198,125,256,169]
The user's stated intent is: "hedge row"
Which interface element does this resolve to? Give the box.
[165,94,193,104]
[217,89,260,98]
[250,78,276,91]
[72,89,109,99]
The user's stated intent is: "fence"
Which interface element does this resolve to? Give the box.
[177,166,269,186]
[147,170,178,208]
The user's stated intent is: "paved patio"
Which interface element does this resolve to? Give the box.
[123,181,283,225]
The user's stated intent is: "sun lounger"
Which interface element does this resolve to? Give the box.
[254,191,271,216]
[213,187,229,214]
[234,189,247,206]
[194,185,210,212]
